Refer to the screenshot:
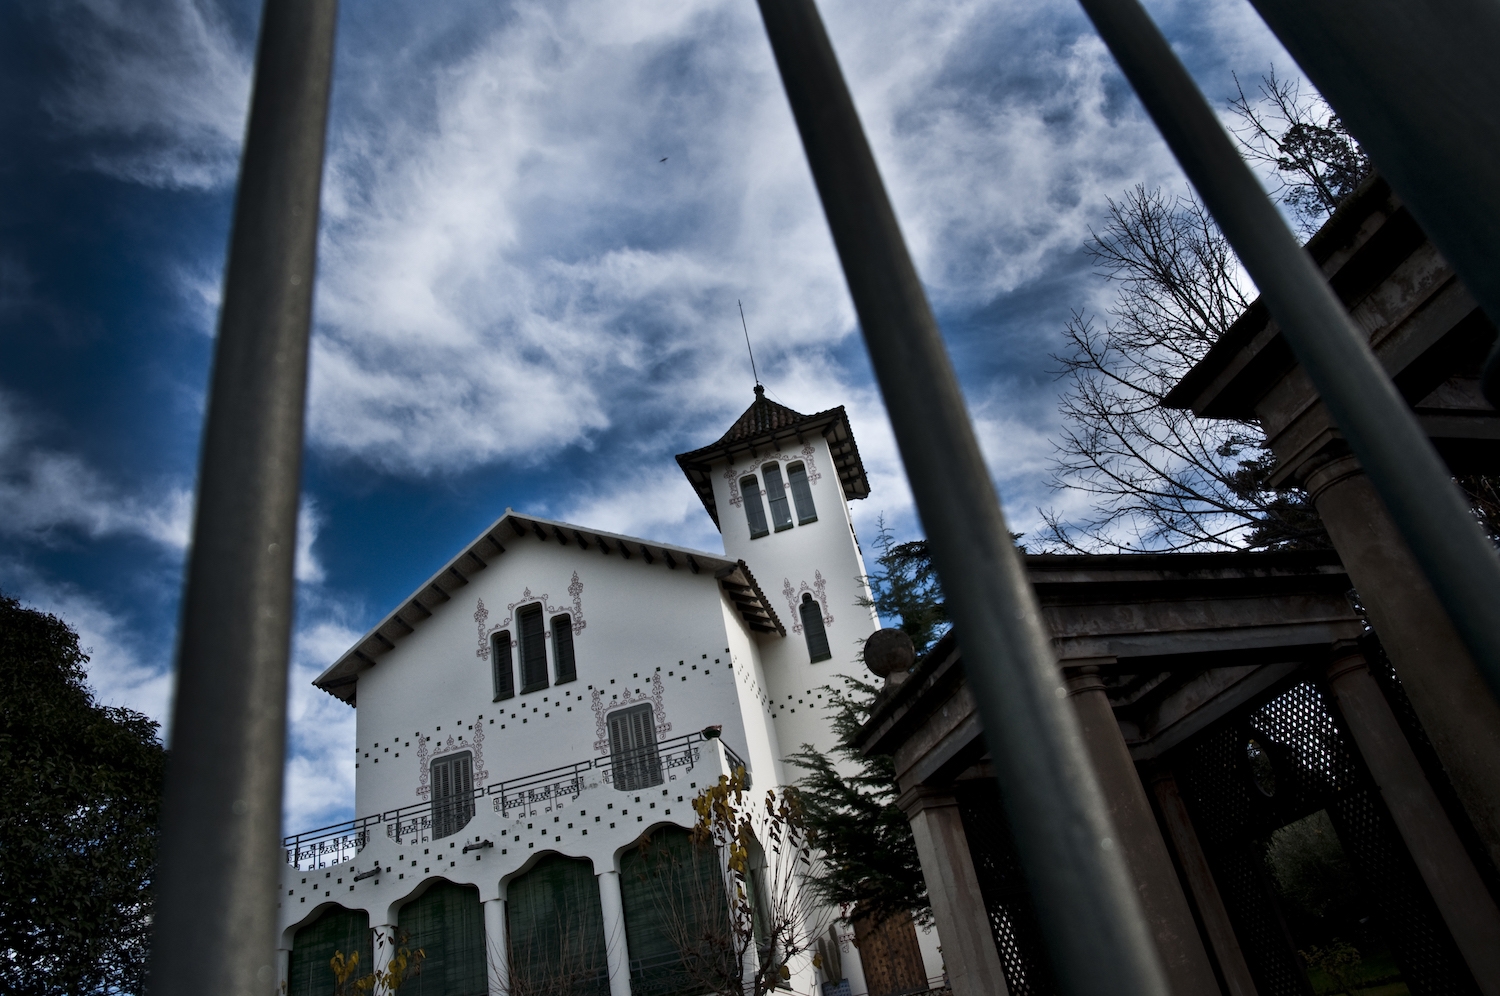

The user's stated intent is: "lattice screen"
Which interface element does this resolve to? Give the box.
[288,906,371,996]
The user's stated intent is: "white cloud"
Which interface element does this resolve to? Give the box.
[283,618,362,833]
[43,0,252,189]
[0,392,194,550]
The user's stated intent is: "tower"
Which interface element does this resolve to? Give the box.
[676,386,878,752]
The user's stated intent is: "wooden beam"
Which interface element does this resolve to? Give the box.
[596,536,613,555]
[509,518,528,537]
[406,599,433,619]
[662,550,678,570]
[532,521,548,541]
[640,546,655,565]
[446,566,469,587]
[553,525,569,545]
[686,555,701,574]
[572,530,591,550]
[426,583,451,603]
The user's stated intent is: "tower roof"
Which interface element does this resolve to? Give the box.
[675,386,870,529]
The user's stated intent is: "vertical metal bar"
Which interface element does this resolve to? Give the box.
[1236,0,1500,408]
[147,0,337,993]
[752,3,1169,994]
[1074,0,1500,700]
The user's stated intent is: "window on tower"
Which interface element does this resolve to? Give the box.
[741,475,770,539]
[800,593,831,663]
[518,603,548,693]
[787,461,817,524]
[762,463,794,532]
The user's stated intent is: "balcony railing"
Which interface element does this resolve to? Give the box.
[283,731,746,869]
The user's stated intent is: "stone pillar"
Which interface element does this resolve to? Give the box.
[1147,768,1259,996]
[372,925,396,995]
[1305,454,1500,869]
[482,899,508,996]
[275,947,291,996]
[895,787,1009,996]
[597,869,632,996]
[1326,646,1500,996]
[1066,666,1220,996]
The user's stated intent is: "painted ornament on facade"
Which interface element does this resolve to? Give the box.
[414,718,488,800]
[591,672,671,752]
[784,570,833,635]
[475,572,587,659]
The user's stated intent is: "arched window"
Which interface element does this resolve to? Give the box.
[288,907,371,996]
[491,630,514,701]
[787,461,817,524]
[608,703,662,790]
[398,883,486,996]
[551,614,576,684]
[620,827,735,996]
[518,602,548,693]
[741,475,769,539]
[507,855,609,996]
[430,750,474,839]
[762,462,794,531]
[801,593,831,662]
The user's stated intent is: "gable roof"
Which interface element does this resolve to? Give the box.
[314,510,783,706]
[675,386,870,529]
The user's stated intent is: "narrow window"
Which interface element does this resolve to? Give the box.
[762,463,794,531]
[491,630,514,701]
[741,475,769,539]
[430,750,474,840]
[551,614,576,684]
[608,703,662,791]
[801,593,831,662]
[518,603,548,693]
[787,461,817,524]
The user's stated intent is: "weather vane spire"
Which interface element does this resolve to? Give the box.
[738,299,761,389]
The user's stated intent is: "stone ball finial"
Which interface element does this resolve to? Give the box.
[865,628,916,678]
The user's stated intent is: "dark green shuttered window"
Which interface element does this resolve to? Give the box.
[288,907,371,996]
[506,855,610,996]
[787,461,817,524]
[492,630,514,701]
[740,475,769,539]
[608,704,662,791]
[398,882,486,996]
[518,603,548,693]
[620,827,735,996]
[430,751,474,840]
[551,614,576,684]
[761,463,794,531]
[800,594,831,662]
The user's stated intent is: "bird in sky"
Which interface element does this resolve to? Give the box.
[660,157,668,162]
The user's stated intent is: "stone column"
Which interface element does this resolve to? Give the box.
[482,899,508,996]
[597,869,632,996]
[1326,645,1500,996]
[275,947,291,996]
[1066,665,1220,996]
[1147,768,1259,996]
[1305,454,1500,870]
[372,925,396,995]
[895,786,1009,996]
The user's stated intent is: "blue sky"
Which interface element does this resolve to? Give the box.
[1,0,1294,832]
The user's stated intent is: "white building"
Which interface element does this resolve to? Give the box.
[276,388,938,996]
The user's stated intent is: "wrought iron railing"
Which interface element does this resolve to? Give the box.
[282,731,745,869]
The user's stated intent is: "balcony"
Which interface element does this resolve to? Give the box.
[283,731,748,870]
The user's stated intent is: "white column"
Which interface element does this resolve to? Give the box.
[896,788,1009,996]
[275,947,291,996]
[483,898,509,996]
[372,925,396,995]
[597,869,633,996]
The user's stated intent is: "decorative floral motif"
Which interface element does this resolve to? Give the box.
[798,444,823,485]
[415,718,488,800]
[591,672,671,752]
[723,467,744,509]
[474,599,490,659]
[783,570,834,635]
[475,575,586,657]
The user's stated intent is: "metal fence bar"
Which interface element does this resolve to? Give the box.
[1075,0,1500,701]
[1238,0,1500,408]
[147,0,337,993]
[752,2,1168,994]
